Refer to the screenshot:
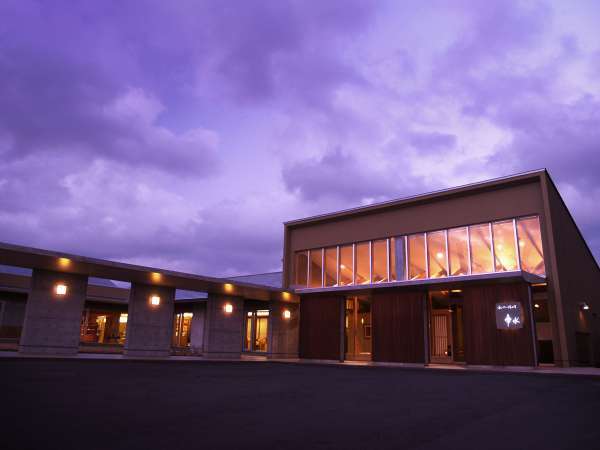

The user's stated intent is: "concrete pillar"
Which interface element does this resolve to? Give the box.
[203,295,244,359]
[19,269,88,355]
[190,302,206,354]
[268,301,299,359]
[124,283,175,357]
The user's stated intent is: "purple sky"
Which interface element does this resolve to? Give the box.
[1,0,599,277]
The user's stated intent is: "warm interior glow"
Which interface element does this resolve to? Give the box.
[309,249,323,288]
[355,242,370,284]
[427,231,447,278]
[224,283,234,293]
[371,239,388,283]
[283,309,291,319]
[224,303,233,314]
[324,247,338,287]
[294,251,309,287]
[408,234,426,280]
[493,220,518,272]
[150,295,161,306]
[256,309,269,317]
[55,283,67,296]
[339,245,353,286]
[119,313,128,323]
[516,216,545,275]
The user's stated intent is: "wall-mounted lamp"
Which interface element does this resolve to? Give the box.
[580,302,590,311]
[224,303,233,314]
[283,309,291,319]
[534,303,540,309]
[151,272,162,283]
[58,257,71,268]
[450,289,462,294]
[55,283,68,296]
[150,295,161,306]
[224,283,234,293]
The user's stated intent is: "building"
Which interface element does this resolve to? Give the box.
[0,169,599,366]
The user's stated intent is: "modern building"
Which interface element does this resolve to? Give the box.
[0,169,598,366]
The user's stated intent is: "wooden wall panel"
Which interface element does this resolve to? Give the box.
[463,282,535,366]
[299,295,341,360]
[372,291,425,363]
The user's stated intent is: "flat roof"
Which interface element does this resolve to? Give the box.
[284,169,546,227]
[0,241,297,303]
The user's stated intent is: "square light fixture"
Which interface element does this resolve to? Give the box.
[150,295,161,306]
[283,309,291,319]
[55,283,67,296]
[224,303,233,314]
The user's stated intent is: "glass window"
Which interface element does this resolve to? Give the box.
[517,216,545,275]
[427,231,448,278]
[324,247,338,287]
[355,242,370,285]
[469,223,493,273]
[339,245,354,286]
[448,227,469,276]
[390,237,406,281]
[493,220,518,272]
[309,249,323,288]
[294,251,308,287]
[372,239,388,283]
[408,234,426,280]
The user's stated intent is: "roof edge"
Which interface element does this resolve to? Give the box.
[284,169,546,227]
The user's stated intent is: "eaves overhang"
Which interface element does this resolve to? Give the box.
[293,271,546,295]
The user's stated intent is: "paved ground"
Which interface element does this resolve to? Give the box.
[1,359,599,450]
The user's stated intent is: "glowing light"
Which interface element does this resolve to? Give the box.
[340,264,346,269]
[150,295,161,306]
[534,303,540,309]
[436,252,444,259]
[450,289,462,293]
[119,314,128,323]
[151,272,162,282]
[282,291,291,300]
[224,283,234,293]
[224,303,233,314]
[580,302,590,311]
[183,312,193,318]
[519,240,525,248]
[55,284,67,296]
[283,309,291,319]
[256,310,269,317]
[58,258,71,268]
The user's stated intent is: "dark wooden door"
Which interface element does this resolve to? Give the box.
[299,295,341,360]
[463,282,535,366]
[372,291,425,363]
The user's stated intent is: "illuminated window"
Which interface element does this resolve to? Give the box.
[427,231,447,278]
[339,245,354,286]
[371,239,388,283]
[448,227,469,276]
[469,223,493,274]
[309,249,323,288]
[408,234,426,280]
[324,247,338,287]
[493,220,518,271]
[294,251,308,287]
[517,216,545,275]
[355,242,370,284]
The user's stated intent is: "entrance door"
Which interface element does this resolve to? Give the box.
[431,310,453,363]
[172,312,193,348]
[244,309,269,353]
[344,296,372,361]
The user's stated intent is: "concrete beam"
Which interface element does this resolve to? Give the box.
[19,269,88,355]
[268,301,299,359]
[124,283,175,357]
[203,295,243,359]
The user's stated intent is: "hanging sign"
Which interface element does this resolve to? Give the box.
[495,302,523,329]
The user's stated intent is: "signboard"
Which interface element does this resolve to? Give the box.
[495,302,523,329]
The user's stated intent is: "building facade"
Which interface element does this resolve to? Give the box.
[283,170,600,367]
[0,170,598,367]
